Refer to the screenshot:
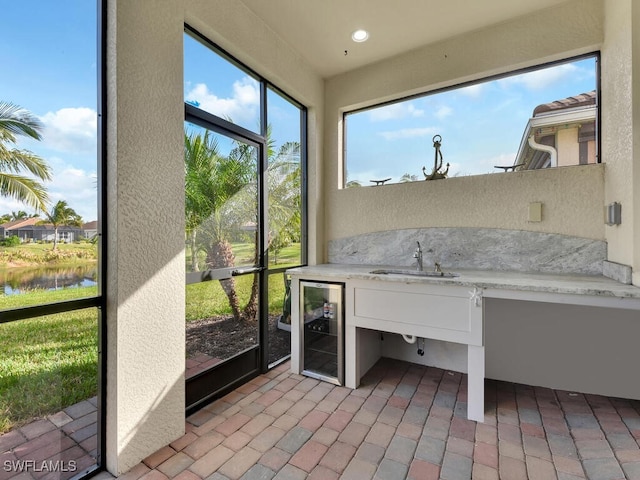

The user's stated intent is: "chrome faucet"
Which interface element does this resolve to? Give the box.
[413,241,423,271]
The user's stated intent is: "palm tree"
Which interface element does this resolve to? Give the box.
[238,139,302,322]
[267,142,301,264]
[185,126,302,323]
[41,200,83,250]
[10,210,38,220]
[185,128,255,321]
[185,130,220,272]
[399,173,419,183]
[0,102,52,211]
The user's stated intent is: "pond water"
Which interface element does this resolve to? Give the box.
[1,264,97,295]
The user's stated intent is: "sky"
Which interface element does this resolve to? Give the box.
[1,1,98,222]
[1,10,301,223]
[346,56,597,185]
[183,31,302,153]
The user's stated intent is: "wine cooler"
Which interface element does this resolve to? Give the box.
[299,281,344,385]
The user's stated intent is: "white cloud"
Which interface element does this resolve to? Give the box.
[435,105,453,119]
[39,107,97,153]
[367,103,424,121]
[459,84,485,98]
[185,77,260,125]
[45,164,98,222]
[378,127,437,141]
[499,63,579,91]
[0,197,37,217]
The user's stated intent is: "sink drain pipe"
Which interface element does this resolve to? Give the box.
[402,334,417,344]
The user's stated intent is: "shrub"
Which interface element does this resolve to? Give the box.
[0,236,21,247]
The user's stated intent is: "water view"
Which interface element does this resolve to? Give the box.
[1,264,97,295]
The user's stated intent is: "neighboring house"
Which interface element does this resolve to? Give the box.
[83,220,99,239]
[513,90,597,170]
[0,218,40,239]
[0,218,91,243]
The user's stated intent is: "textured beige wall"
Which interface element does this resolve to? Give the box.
[106,0,324,474]
[557,128,580,167]
[324,0,605,250]
[106,0,186,474]
[328,165,604,240]
[602,0,637,282]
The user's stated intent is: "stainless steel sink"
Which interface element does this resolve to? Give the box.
[369,269,459,278]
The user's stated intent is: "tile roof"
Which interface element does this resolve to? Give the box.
[533,90,596,116]
[0,217,40,229]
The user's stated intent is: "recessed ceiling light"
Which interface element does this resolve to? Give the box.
[352,29,369,42]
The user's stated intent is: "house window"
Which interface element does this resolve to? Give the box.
[343,53,599,187]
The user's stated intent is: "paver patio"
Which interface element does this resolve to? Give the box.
[4,359,640,479]
[126,359,640,480]
[0,397,98,480]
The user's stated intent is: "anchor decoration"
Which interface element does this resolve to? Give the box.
[423,134,450,181]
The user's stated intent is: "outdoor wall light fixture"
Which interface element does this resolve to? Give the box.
[606,201,622,226]
[352,29,369,42]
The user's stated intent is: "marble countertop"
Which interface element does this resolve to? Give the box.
[286,264,640,300]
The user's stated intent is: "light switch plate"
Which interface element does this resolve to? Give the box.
[529,202,542,222]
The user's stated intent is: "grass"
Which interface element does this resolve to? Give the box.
[186,242,302,271]
[0,242,302,434]
[0,303,98,434]
[0,241,97,266]
[186,271,288,321]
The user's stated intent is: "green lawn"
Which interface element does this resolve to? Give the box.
[186,242,302,272]
[0,244,300,433]
[0,287,99,434]
[186,270,289,321]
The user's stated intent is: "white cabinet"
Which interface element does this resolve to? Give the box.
[345,279,485,422]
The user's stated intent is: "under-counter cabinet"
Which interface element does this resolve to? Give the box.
[297,281,344,385]
[345,279,485,422]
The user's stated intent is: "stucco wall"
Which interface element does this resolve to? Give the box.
[106,0,186,474]
[602,0,637,283]
[326,165,605,241]
[107,0,324,474]
[324,0,605,249]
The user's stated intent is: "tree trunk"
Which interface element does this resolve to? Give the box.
[242,274,260,322]
[52,226,59,250]
[205,239,241,321]
[241,231,260,322]
[189,229,199,272]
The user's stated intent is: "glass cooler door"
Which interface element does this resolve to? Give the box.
[300,281,344,385]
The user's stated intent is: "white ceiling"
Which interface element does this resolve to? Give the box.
[239,0,570,77]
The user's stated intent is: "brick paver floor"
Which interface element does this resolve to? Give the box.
[0,397,99,480]
[121,359,640,480]
[7,359,640,479]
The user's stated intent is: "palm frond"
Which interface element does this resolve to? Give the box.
[0,101,43,141]
[0,144,52,180]
[0,172,49,211]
